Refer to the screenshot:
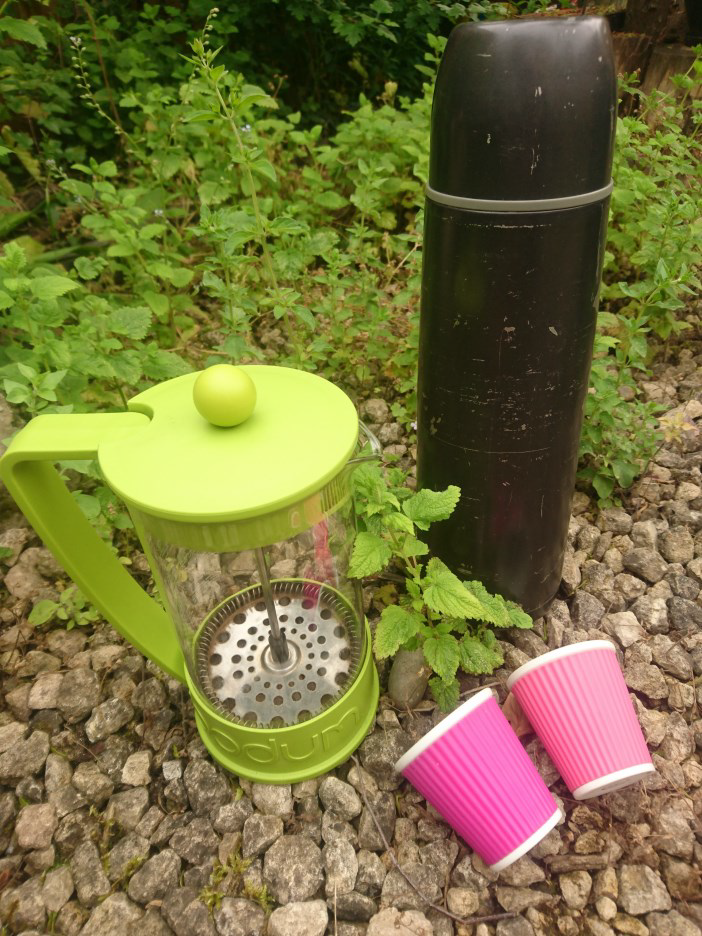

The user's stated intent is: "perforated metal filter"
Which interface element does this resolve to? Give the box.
[196,580,363,728]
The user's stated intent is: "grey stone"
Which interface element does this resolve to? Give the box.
[70,840,111,907]
[618,864,672,915]
[14,802,57,849]
[356,849,387,897]
[359,729,411,790]
[446,886,479,916]
[42,865,74,912]
[0,527,30,565]
[164,888,216,936]
[126,847,181,904]
[140,908,175,936]
[658,711,695,761]
[630,595,669,634]
[72,761,114,805]
[646,910,702,936]
[251,782,293,817]
[624,644,669,700]
[667,596,702,632]
[623,549,669,583]
[242,812,284,858]
[214,897,266,936]
[560,871,592,909]
[570,591,606,629]
[170,817,219,865]
[319,776,362,820]
[367,908,433,936]
[334,892,378,921]
[659,529,694,563]
[632,520,658,550]
[418,838,458,880]
[652,799,695,859]
[495,887,557,913]
[323,838,358,896]
[611,567,643,596]
[56,669,100,723]
[599,507,633,534]
[84,698,134,742]
[602,612,645,648]
[496,920,536,936]
[666,572,700,599]
[105,831,150,882]
[55,899,88,934]
[662,855,701,901]
[106,786,150,830]
[0,730,49,781]
[498,856,545,887]
[183,759,231,816]
[524,738,560,787]
[0,720,26,753]
[0,877,45,930]
[268,900,327,936]
[263,835,324,904]
[80,892,143,935]
[27,672,64,710]
[387,649,431,709]
[121,751,152,786]
[649,634,694,680]
[357,791,396,850]
[380,862,442,910]
[44,752,72,792]
[214,798,254,834]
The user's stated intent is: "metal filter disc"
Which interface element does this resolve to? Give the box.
[196,580,363,728]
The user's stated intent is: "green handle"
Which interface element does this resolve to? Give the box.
[0,413,185,682]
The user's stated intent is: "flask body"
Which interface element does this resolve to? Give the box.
[417,197,609,615]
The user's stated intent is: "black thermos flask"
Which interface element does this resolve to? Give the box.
[416,16,616,617]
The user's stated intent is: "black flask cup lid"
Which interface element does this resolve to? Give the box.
[428,16,617,211]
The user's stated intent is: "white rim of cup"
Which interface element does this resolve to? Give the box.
[506,639,617,691]
[572,763,656,800]
[394,687,495,773]
[489,807,563,871]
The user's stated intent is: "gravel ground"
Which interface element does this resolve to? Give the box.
[1,351,702,935]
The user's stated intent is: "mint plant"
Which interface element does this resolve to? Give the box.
[350,464,531,710]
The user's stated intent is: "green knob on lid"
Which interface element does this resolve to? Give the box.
[193,364,257,427]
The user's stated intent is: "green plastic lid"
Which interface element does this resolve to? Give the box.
[98,366,359,525]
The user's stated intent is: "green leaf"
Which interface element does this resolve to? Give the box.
[348,532,391,578]
[0,546,13,560]
[141,346,192,380]
[458,632,504,675]
[593,473,615,501]
[72,492,101,520]
[107,306,152,340]
[0,290,13,309]
[251,158,277,184]
[74,256,107,281]
[374,605,424,659]
[399,535,429,559]
[423,632,460,681]
[143,290,170,320]
[403,485,460,530]
[0,16,47,48]
[29,276,79,300]
[423,558,494,621]
[612,459,638,489]
[505,601,532,630]
[314,191,349,211]
[28,599,58,627]
[428,676,460,712]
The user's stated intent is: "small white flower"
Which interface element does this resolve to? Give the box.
[153,209,164,216]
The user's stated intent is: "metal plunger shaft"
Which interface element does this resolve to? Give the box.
[255,547,289,663]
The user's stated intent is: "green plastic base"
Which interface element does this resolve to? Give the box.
[185,617,378,783]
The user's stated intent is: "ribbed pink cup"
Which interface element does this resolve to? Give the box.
[507,640,654,800]
[395,689,561,870]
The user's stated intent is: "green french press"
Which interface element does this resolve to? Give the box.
[0,364,379,783]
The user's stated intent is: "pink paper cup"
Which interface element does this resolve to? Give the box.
[507,640,655,800]
[395,689,562,870]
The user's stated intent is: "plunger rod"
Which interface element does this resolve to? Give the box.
[255,547,289,663]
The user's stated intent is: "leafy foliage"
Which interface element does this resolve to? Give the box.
[351,463,532,710]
